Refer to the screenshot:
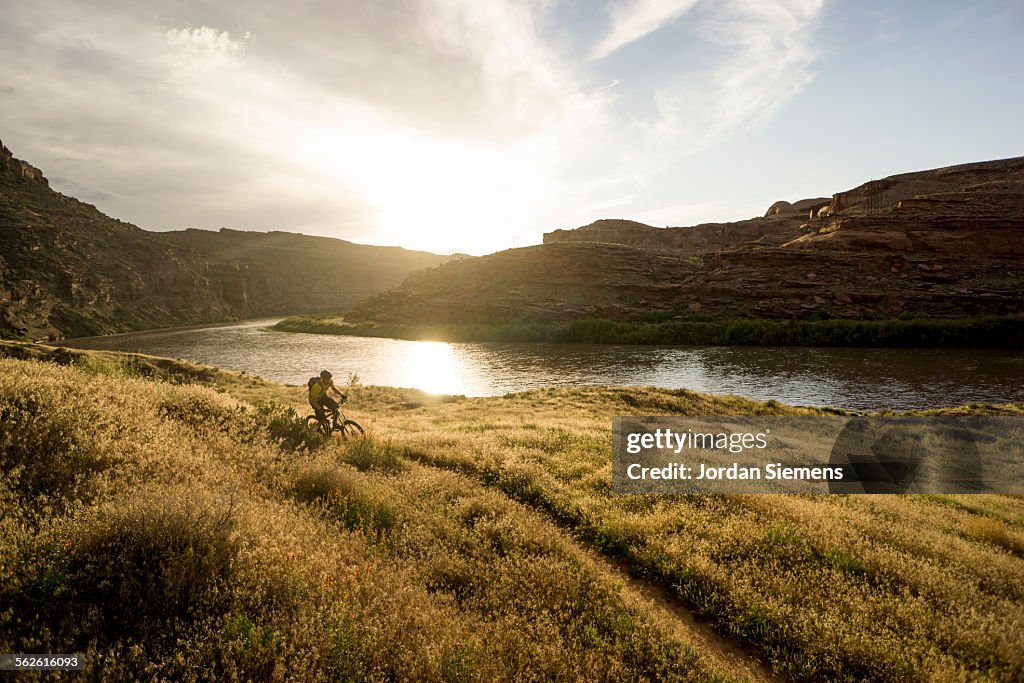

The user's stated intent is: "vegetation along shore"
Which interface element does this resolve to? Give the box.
[274,313,1024,348]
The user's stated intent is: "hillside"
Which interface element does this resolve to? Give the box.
[2,345,1023,680]
[345,157,1024,328]
[0,140,448,340]
[348,241,701,324]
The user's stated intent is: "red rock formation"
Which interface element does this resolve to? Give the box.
[792,158,1024,258]
[0,141,449,339]
[544,215,808,255]
[0,139,48,186]
[365,157,1024,325]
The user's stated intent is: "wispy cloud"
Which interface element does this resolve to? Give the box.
[591,0,701,60]
[165,26,252,77]
[649,0,824,145]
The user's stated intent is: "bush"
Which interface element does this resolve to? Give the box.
[252,401,327,452]
[75,353,145,378]
[556,314,1024,347]
[216,613,281,679]
[0,392,108,501]
[292,466,396,542]
[277,313,1024,348]
[159,391,326,453]
[158,391,242,430]
[14,489,240,655]
[344,438,408,473]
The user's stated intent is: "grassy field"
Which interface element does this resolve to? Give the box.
[274,314,1024,348]
[2,342,1023,681]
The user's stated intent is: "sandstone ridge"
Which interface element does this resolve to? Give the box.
[350,156,1024,325]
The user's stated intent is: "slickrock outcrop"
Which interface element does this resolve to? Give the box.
[765,200,796,217]
[791,158,1024,258]
[545,197,834,255]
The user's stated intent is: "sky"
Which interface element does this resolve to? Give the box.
[1,0,1022,255]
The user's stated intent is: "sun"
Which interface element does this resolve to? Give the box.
[395,340,465,395]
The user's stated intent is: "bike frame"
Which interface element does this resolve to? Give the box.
[317,394,350,430]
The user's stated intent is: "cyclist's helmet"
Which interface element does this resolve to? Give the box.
[320,370,332,380]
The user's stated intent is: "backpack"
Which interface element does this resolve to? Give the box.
[307,376,320,390]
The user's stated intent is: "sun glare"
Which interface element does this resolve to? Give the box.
[351,136,552,255]
[396,340,464,395]
[269,99,560,254]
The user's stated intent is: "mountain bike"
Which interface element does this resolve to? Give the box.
[305,396,365,439]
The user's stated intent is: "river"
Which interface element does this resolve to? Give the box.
[58,318,1024,411]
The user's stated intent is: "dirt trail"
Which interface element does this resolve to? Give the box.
[572,535,783,683]
[395,449,784,682]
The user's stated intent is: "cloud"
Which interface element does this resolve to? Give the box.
[0,0,826,254]
[591,0,701,60]
[649,0,824,145]
[165,26,251,76]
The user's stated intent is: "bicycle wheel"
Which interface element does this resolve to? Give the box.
[339,420,365,440]
[305,414,331,436]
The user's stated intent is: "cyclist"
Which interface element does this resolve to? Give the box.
[309,370,348,428]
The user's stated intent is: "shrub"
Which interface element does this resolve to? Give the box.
[217,613,281,679]
[16,488,240,655]
[158,391,242,430]
[292,466,396,542]
[75,353,145,379]
[252,401,327,452]
[280,313,1024,348]
[159,390,326,453]
[344,438,408,473]
[965,517,1024,558]
[0,392,107,501]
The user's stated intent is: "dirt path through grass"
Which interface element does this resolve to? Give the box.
[575,536,783,683]
[390,445,783,682]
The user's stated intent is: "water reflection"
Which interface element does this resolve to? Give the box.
[397,341,465,396]
[59,319,1024,411]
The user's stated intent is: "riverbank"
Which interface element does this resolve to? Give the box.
[2,343,1023,680]
[50,321,1024,410]
[274,314,1024,348]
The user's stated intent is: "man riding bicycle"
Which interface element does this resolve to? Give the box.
[309,370,348,428]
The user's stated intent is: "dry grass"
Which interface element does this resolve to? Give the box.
[3,345,1023,681]
[0,358,732,681]
[362,387,1024,682]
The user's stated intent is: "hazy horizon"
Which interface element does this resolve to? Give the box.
[2,0,1022,255]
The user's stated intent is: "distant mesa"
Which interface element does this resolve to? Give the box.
[353,156,1024,327]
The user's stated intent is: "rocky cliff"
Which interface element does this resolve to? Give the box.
[348,157,1024,325]
[544,214,810,254]
[543,196,831,256]
[0,140,448,339]
[789,157,1024,257]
